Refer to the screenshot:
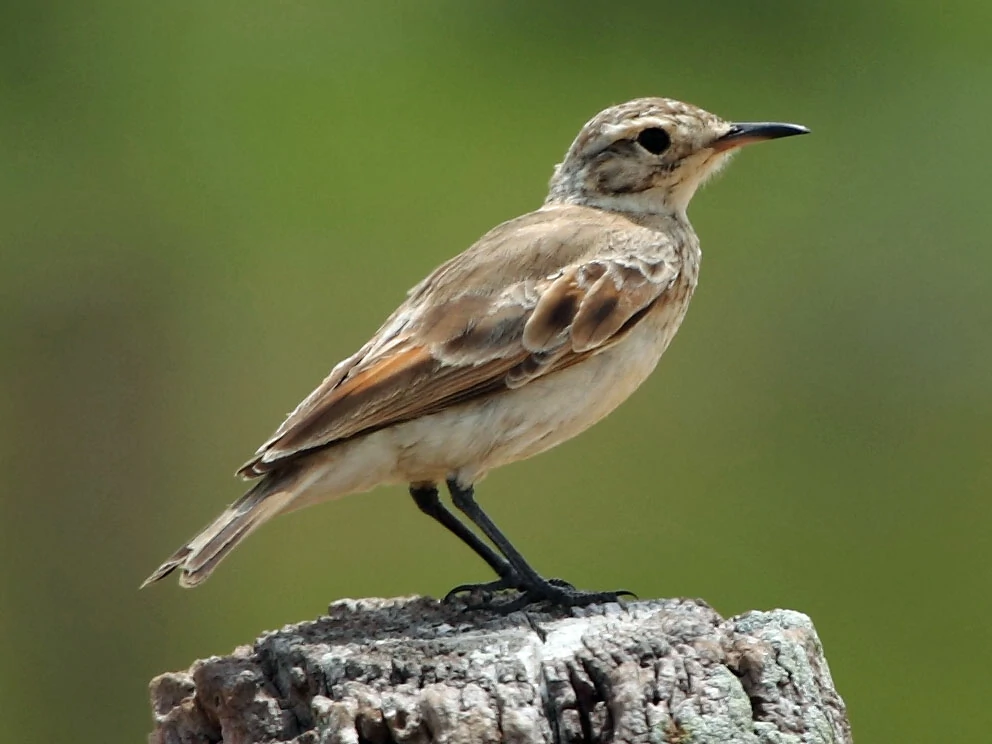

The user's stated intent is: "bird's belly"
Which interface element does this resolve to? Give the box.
[294,293,690,505]
[390,306,685,484]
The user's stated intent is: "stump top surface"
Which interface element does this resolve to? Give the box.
[149,596,851,744]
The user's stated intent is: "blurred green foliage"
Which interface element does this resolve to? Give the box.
[2,1,991,741]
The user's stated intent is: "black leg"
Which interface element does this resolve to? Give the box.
[409,483,513,579]
[445,480,545,583]
[445,479,635,608]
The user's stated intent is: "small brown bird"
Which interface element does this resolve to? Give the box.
[143,97,807,606]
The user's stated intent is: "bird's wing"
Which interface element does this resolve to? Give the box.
[239,215,681,477]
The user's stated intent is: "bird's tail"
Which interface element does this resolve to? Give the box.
[140,476,296,589]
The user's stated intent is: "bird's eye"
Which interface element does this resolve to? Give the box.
[635,127,671,155]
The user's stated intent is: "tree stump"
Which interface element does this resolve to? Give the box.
[148,596,851,743]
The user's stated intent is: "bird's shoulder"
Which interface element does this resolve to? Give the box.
[405,203,683,307]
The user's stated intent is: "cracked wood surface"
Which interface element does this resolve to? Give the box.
[148,596,851,744]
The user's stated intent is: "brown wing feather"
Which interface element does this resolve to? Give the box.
[239,209,680,477]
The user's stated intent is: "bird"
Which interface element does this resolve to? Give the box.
[142,97,808,607]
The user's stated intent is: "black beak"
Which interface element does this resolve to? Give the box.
[712,122,810,152]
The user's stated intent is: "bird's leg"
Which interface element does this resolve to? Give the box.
[410,483,576,601]
[409,483,516,584]
[445,479,634,608]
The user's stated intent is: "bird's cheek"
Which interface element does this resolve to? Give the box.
[593,160,653,195]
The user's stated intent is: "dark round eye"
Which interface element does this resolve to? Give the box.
[635,127,671,155]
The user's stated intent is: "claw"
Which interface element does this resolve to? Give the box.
[492,586,632,613]
[442,578,513,602]
[442,575,580,603]
[444,578,633,612]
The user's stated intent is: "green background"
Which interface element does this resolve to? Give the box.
[3,1,990,741]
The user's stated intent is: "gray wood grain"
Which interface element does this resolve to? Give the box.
[149,596,851,744]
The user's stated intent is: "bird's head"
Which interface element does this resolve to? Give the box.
[546,97,808,216]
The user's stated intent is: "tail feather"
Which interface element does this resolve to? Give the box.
[141,479,295,589]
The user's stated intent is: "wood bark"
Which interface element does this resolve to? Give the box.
[149,596,851,744]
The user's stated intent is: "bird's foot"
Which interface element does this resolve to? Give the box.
[443,574,634,611]
[443,576,575,603]
[495,582,636,613]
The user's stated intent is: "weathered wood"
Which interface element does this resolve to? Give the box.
[149,596,851,744]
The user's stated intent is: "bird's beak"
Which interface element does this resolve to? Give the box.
[711,122,810,152]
